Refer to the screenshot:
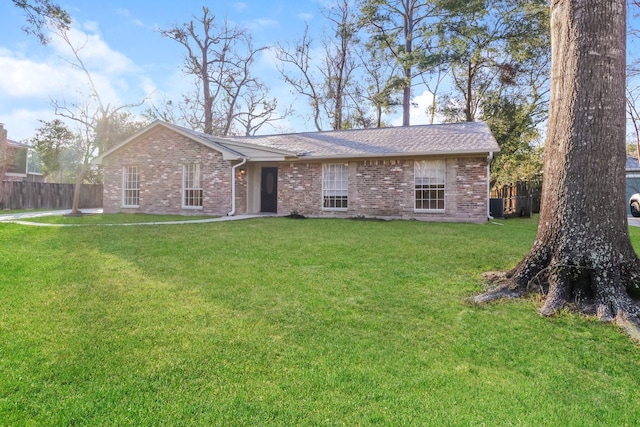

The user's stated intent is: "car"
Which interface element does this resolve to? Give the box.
[630,193,640,217]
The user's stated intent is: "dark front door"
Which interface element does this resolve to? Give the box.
[260,167,278,213]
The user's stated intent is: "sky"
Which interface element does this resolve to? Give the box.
[0,0,434,143]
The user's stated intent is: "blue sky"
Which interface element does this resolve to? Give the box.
[0,0,373,141]
[6,1,636,144]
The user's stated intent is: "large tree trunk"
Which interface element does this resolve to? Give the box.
[473,0,640,335]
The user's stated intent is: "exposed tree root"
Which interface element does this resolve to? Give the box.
[468,272,523,303]
[468,284,522,304]
[470,257,640,344]
[615,313,640,343]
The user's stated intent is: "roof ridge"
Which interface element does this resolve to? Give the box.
[227,120,488,141]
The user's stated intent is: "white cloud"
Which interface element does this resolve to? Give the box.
[0,108,58,142]
[257,46,281,71]
[255,19,280,30]
[82,20,100,34]
[233,2,249,12]
[0,55,62,97]
[49,26,139,76]
[297,12,314,22]
[116,8,146,29]
[116,8,131,18]
[243,17,281,32]
[0,21,156,141]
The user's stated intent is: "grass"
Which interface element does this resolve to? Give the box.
[11,213,219,225]
[1,216,640,425]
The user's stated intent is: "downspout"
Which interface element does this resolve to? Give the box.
[487,152,494,220]
[227,158,247,216]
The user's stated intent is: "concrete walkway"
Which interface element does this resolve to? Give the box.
[0,208,275,226]
[3,209,640,227]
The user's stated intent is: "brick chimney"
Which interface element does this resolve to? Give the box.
[0,123,7,145]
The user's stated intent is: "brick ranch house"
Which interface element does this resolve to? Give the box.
[93,120,500,223]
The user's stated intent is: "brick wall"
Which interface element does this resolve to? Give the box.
[278,162,322,215]
[352,159,412,216]
[453,157,490,221]
[102,127,242,216]
[277,156,489,223]
[234,167,247,214]
[101,126,489,222]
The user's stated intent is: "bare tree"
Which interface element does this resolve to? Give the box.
[234,83,292,136]
[356,47,400,128]
[159,7,276,136]
[47,22,145,213]
[275,0,361,131]
[472,0,640,340]
[320,0,360,129]
[275,24,326,131]
[420,65,447,124]
[159,8,240,135]
[15,3,145,212]
[217,36,268,136]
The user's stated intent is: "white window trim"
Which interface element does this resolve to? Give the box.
[121,166,140,208]
[182,163,203,209]
[322,163,349,211]
[414,160,446,213]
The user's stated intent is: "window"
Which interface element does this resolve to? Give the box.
[183,163,203,208]
[323,163,348,209]
[122,166,139,207]
[415,160,445,211]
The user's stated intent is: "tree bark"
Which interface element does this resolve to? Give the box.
[70,164,86,214]
[402,0,414,127]
[472,0,640,334]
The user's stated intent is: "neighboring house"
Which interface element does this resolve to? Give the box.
[93,120,500,223]
[627,156,640,215]
[0,123,44,183]
[1,123,28,182]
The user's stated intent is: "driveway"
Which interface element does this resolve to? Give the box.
[629,216,640,227]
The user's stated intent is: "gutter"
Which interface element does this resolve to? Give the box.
[487,151,494,220]
[292,149,500,162]
[227,158,247,216]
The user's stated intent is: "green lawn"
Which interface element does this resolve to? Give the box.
[1,217,639,425]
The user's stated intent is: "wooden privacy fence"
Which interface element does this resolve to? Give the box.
[490,180,541,218]
[0,182,103,210]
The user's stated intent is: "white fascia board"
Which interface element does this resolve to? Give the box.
[294,149,498,161]
[246,155,288,162]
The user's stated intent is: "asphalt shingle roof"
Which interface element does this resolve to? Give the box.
[223,121,499,159]
[6,139,30,148]
[167,124,248,158]
[97,120,499,164]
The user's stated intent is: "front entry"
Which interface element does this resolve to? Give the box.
[260,167,278,213]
